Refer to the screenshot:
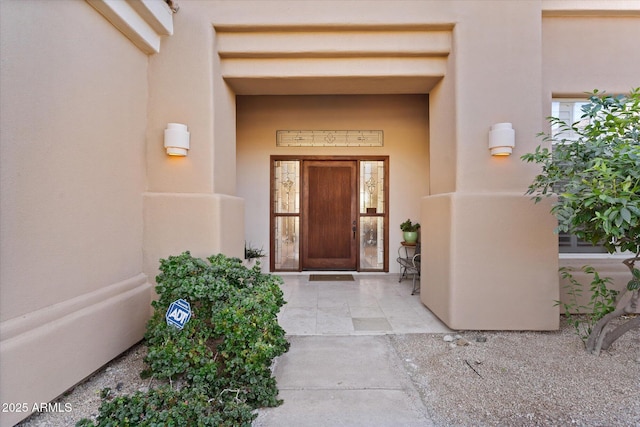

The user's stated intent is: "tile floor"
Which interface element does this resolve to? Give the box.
[276,274,453,335]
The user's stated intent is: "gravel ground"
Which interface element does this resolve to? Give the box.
[17,344,150,427]
[390,317,640,427]
[18,317,640,427]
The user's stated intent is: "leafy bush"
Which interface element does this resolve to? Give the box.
[522,88,640,354]
[558,265,619,342]
[77,252,289,426]
[76,385,255,427]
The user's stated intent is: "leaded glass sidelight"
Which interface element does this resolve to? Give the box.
[360,217,384,270]
[274,160,300,213]
[358,159,387,271]
[274,216,299,270]
[273,160,300,271]
[359,161,385,214]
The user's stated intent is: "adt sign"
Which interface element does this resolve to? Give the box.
[166,299,192,330]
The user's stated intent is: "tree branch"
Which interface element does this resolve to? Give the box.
[622,254,639,271]
[597,316,640,354]
[587,290,639,354]
[586,306,627,353]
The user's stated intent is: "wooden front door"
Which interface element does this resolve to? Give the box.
[302,160,357,270]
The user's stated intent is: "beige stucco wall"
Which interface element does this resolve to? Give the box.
[542,15,640,97]
[542,14,640,307]
[237,95,430,273]
[0,1,151,424]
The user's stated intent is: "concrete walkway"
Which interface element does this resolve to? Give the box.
[254,274,450,426]
[254,335,434,426]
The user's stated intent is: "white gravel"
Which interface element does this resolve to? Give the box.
[390,317,640,426]
[17,317,640,427]
[16,344,149,427]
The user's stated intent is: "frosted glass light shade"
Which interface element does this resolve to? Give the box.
[164,123,190,156]
[488,123,515,156]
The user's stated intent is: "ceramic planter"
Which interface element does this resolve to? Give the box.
[403,231,418,244]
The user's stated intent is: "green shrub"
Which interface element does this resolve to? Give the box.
[558,265,619,342]
[76,385,255,427]
[77,252,288,426]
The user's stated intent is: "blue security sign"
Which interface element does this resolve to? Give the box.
[166,299,192,329]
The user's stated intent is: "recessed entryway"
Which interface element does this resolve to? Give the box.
[236,95,430,276]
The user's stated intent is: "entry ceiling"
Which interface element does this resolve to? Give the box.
[224,75,444,95]
[216,25,451,95]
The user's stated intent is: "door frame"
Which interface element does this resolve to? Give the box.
[270,155,389,272]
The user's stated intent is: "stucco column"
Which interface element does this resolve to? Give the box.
[422,1,559,330]
[144,5,244,279]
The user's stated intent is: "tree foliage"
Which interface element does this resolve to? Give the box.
[522,88,640,354]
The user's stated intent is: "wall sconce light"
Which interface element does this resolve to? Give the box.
[488,123,515,156]
[164,123,190,156]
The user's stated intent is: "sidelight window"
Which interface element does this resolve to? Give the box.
[359,160,386,270]
[272,160,301,270]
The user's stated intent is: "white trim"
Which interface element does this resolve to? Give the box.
[129,0,174,36]
[542,0,640,16]
[86,0,173,54]
[559,252,634,260]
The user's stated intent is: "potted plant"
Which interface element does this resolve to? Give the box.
[400,219,420,244]
[244,242,266,269]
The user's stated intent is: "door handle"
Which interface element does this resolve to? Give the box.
[352,221,357,239]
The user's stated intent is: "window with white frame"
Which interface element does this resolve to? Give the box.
[551,100,589,141]
[551,99,607,253]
